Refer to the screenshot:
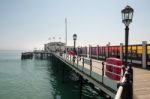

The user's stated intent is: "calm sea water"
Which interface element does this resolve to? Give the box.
[0,50,103,99]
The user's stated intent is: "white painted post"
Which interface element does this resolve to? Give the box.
[142,41,147,69]
[90,45,92,58]
[120,43,123,61]
[33,53,35,60]
[88,45,91,58]
[97,45,99,59]
[87,45,89,58]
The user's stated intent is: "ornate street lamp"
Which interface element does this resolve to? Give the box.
[59,37,61,52]
[73,34,77,51]
[107,42,111,58]
[121,5,134,69]
[73,34,77,63]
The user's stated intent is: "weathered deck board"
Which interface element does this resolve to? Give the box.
[133,67,150,99]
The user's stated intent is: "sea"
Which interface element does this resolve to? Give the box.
[0,50,103,99]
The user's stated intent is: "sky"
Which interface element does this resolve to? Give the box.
[0,0,150,50]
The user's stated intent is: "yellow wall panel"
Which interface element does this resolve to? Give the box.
[132,46,136,50]
[147,45,150,49]
[137,46,142,50]
[147,45,150,54]
[128,46,131,50]
[137,50,142,54]
[147,50,150,54]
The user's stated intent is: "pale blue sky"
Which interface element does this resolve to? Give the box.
[0,0,150,50]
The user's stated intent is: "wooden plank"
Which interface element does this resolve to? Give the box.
[133,67,150,99]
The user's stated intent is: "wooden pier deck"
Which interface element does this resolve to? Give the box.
[53,53,150,99]
[133,67,150,99]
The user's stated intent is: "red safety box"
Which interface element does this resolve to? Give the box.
[106,58,122,81]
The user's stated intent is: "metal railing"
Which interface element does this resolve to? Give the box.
[62,53,106,82]
[60,53,133,98]
[115,64,133,99]
[105,63,123,78]
[62,53,123,87]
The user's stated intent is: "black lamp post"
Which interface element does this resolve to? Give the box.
[121,5,134,69]
[73,34,77,62]
[107,42,110,58]
[59,37,61,52]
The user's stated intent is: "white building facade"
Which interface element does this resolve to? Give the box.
[44,42,66,52]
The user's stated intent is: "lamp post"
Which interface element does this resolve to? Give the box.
[59,37,61,52]
[53,37,56,52]
[121,5,134,70]
[73,34,77,63]
[107,42,110,58]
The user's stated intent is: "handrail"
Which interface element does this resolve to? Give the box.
[114,65,133,99]
[115,76,126,99]
[64,53,123,78]
[92,65,102,70]
[63,53,104,79]
[106,63,123,69]
[61,53,133,99]
[105,70,122,77]
[92,59,103,64]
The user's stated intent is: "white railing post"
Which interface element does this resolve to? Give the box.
[87,45,89,58]
[142,41,147,69]
[106,42,110,58]
[97,45,99,59]
[88,45,91,58]
[90,45,92,58]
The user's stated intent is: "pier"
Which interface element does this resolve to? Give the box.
[20,4,150,97]
[21,50,51,60]
[21,41,150,99]
[51,52,131,99]
[51,52,150,99]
